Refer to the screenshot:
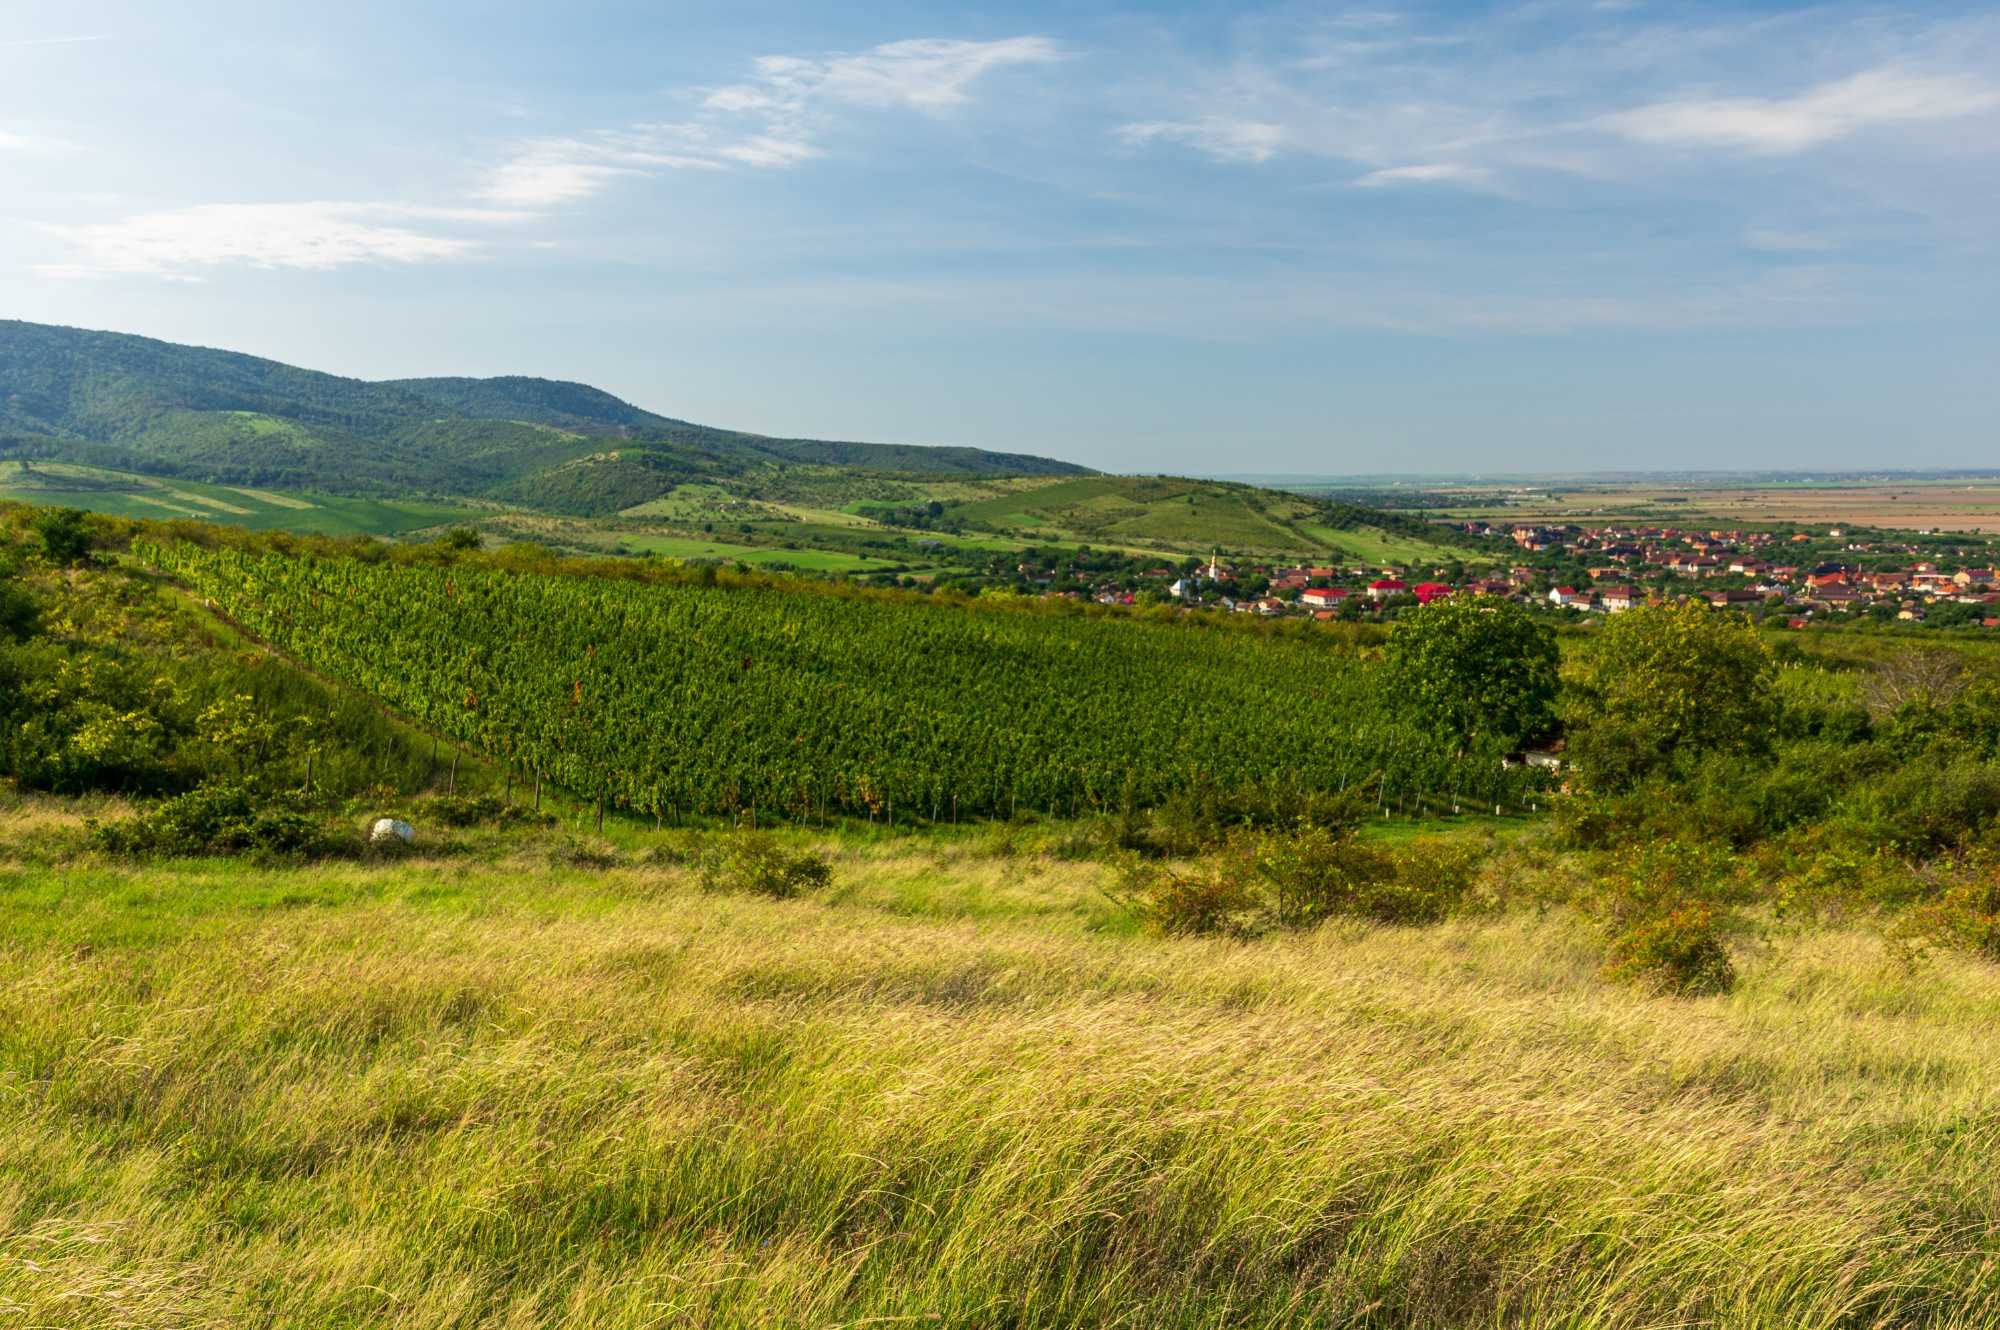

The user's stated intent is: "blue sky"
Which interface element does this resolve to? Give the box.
[4,1,1997,474]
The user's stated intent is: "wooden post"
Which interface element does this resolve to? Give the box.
[448,753,458,796]
[534,775,542,813]
[595,799,604,833]
[303,753,313,795]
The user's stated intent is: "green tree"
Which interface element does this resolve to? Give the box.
[33,508,93,566]
[1567,599,1775,790]
[1383,594,1558,751]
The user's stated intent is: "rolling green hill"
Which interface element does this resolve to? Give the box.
[0,320,1481,568]
[913,474,1475,562]
[0,321,1089,504]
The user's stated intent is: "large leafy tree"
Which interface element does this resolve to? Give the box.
[1384,594,1559,751]
[1567,599,1775,789]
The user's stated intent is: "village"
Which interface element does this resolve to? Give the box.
[1000,520,2000,628]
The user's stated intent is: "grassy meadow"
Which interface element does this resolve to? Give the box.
[7,800,2000,1328]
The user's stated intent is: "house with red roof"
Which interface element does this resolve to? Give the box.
[1366,578,1407,601]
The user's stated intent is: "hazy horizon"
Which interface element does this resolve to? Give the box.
[6,1,1997,473]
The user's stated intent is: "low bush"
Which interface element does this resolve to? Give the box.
[543,835,621,870]
[1834,756,2000,858]
[1110,853,1264,938]
[698,830,833,898]
[1905,866,2000,962]
[1589,839,1742,996]
[415,792,553,829]
[91,783,354,859]
[1113,824,1491,937]
[1591,838,1744,926]
[1602,903,1737,996]
[1110,779,1372,860]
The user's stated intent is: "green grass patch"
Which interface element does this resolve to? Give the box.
[615,534,897,571]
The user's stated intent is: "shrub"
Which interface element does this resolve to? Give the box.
[1113,824,1490,937]
[1250,823,1393,928]
[1592,838,1743,926]
[1906,868,2000,962]
[1603,903,1737,996]
[1380,836,1492,922]
[1117,778,1370,860]
[544,836,621,870]
[1591,840,1741,997]
[1834,756,2000,857]
[416,792,552,828]
[91,783,352,858]
[0,576,38,641]
[698,830,833,898]
[1110,853,1264,939]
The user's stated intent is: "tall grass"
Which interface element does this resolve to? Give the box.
[6,829,2000,1326]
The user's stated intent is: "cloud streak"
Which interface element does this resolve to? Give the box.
[1352,163,1492,188]
[1117,118,1286,164]
[1112,9,2000,193]
[36,33,1063,278]
[480,36,1063,207]
[1602,67,2000,153]
[35,203,524,279]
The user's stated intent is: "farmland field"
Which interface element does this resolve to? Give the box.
[613,533,902,571]
[0,462,479,537]
[1419,477,2000,533]
[138,540,1528,820]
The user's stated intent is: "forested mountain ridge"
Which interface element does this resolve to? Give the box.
[0,321,1089,502]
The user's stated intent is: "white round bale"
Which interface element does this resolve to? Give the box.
[370,817,415,845]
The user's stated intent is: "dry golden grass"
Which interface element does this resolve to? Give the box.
[5,830,2000,1326]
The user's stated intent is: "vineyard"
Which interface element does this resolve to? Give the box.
[136,541,1540,823]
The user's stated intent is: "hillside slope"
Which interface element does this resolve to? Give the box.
[0,321,1088,501]
[922,474,1476,560]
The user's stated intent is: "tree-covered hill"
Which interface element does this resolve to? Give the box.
[0,321,1089,501]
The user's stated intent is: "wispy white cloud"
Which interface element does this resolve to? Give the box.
[714,36,1065,113]
[480,36,1063,207]
[35,202,524,279]
[1116,118,1285,164]
[1603,67,2000,153]
[1113,8,2000,197]
[1352,163,1492,188]
[33,33,1063,277]
[478,132,725,208]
